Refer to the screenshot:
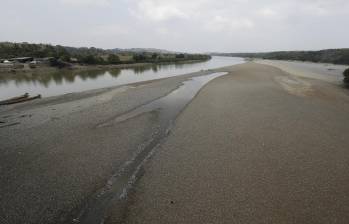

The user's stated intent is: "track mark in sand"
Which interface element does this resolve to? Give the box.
[274,75,314,97]
[0,122,20,128]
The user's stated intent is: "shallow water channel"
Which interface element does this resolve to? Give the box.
[77,72,228,224]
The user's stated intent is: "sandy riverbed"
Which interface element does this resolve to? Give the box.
[256,59,348,84]
[120,62,349,224]
[0,67,226,224]
[1,62,349,224]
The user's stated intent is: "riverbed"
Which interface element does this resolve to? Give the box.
[1,61,349,224]
[0,65,238,224]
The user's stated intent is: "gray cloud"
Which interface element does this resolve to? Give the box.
[0,0,348,52]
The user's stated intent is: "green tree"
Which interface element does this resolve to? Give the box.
[176,53,185,59]
[107,54,120,64]
[56,45,71,61]
[151,53,158,60]
[133,53,147,62]
[82,55,98,64]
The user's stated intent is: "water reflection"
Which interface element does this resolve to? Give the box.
[0,69,120,86]
[0,62,196,86]
[0,57,244,100]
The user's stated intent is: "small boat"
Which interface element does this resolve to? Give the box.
[2,93,29,101]
[0,93,41,105]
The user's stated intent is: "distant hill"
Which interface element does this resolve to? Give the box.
[211,49,349,65]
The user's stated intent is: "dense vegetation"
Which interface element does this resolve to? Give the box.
[0,42,211,66]
[213,49,349,65]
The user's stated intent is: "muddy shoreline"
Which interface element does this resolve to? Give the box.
[0,66,230,224]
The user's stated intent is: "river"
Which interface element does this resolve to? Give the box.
[0,56,244,100]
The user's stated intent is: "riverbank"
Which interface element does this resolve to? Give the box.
[0,59,210,75]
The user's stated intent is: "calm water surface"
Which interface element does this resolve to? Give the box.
[0,56,244,100]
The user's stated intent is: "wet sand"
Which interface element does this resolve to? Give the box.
[257,59,347,84]
[1,62,349,224]
[122,63,349,223]
[0,68,227,224]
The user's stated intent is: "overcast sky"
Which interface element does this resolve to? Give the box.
[0,0,348,53]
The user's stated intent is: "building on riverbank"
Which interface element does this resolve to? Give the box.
[9,57,34,63]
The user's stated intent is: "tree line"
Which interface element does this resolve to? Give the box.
[213,49,349,65]
[0,42,211,66]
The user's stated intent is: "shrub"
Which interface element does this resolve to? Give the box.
[344,68,349,85]
[133,53,147,62]
[82,55,98,64]
[60,55,71,62]
[176,54,185,59]
[151,53,158,59]
[48,58,70,68]
[107,54,120,64]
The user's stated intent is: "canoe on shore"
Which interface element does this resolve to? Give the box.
[0,93,41,105]
[2,93,29,101]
